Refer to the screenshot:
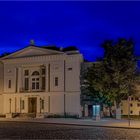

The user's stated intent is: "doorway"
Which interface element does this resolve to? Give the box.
[28,98,37,113]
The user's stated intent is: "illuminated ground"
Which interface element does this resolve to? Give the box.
[0,122,140,139]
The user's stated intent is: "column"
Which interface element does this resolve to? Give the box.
[17,67,21,93]
[45,64,48,92]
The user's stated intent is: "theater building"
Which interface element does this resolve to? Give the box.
[0,44,83,118]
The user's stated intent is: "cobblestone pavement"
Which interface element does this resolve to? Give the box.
[0,122,140,139]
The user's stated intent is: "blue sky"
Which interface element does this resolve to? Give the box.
[0,1,140,61]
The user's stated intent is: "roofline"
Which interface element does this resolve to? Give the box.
[0,45,64,60]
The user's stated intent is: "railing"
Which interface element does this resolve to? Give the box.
[19,88,45,93]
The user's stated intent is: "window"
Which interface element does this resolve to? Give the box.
[24,70,29,76]
[32,71,39,76]
[55,77,58,86]
[21,100,24,110]
[42,77,45,90]
[137,103,140,107]
[131,97,134,101]
[130,110,133,114]
[130,103,133,107]
[40,99,44,109]
[42,68,46,75]
[31,71,40,90]
[121,110,123,114]
[32,78,40,90]
[24,78,29,90]
[68,67,72,71]
[8,80,11,88]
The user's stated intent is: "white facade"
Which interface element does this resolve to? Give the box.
[0,45,83,117]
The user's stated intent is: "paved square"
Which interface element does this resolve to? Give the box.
[0,122,140,139]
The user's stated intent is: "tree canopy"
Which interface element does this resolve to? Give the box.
[83,38,139,108]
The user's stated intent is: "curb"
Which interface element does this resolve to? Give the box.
[1,120,140,130]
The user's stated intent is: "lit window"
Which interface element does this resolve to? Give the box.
[55,77,58,86]
[24,70,29,76]
[8,80,11,88]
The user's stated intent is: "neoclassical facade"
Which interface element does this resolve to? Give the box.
[0,45,83,117]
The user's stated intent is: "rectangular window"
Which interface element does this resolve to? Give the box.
[36,82,39,89]
[55,77,58,86]
[8,80,11,88]
[68,67,72,71]
[130,110,133,114]
[24,78,29,90]
[21,100,24,110]
[32,82,35,90]
[42,69,46,75]
[24,70,29,76]
[41,100,44,109]
[42,77,45,90]
[137,103,140,107]
[130,103,133,107]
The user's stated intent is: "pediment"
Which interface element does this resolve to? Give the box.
[1,46,63,59]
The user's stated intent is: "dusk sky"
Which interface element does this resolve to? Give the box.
[0,1,140,61]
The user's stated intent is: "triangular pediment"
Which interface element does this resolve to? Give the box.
[1,46,64,59]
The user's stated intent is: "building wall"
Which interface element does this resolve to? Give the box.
[0,52,83,117]
[121,99,140,115]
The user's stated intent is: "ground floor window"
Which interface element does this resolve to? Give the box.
[21,100,25,110]
[40,99,44,109]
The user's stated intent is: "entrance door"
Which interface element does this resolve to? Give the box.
[28,98,37,113]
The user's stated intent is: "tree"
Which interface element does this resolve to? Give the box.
[83,38,139,118]
[0,52,10,58]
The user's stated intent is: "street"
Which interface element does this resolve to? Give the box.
[0,122,139,139]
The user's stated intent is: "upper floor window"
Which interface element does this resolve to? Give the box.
[24,70,29,76]
[68,67,72,71]
[8,80,11,88]
[32,71,40,76]
[42,77,45,90]
[55,77,58,86]
[32,77,39,90]
[24,78,29,90]
[42,68,46,75]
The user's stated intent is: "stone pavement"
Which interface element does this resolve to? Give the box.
[0,117,140,129]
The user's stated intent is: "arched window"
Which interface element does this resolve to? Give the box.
[32,71,40,76]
